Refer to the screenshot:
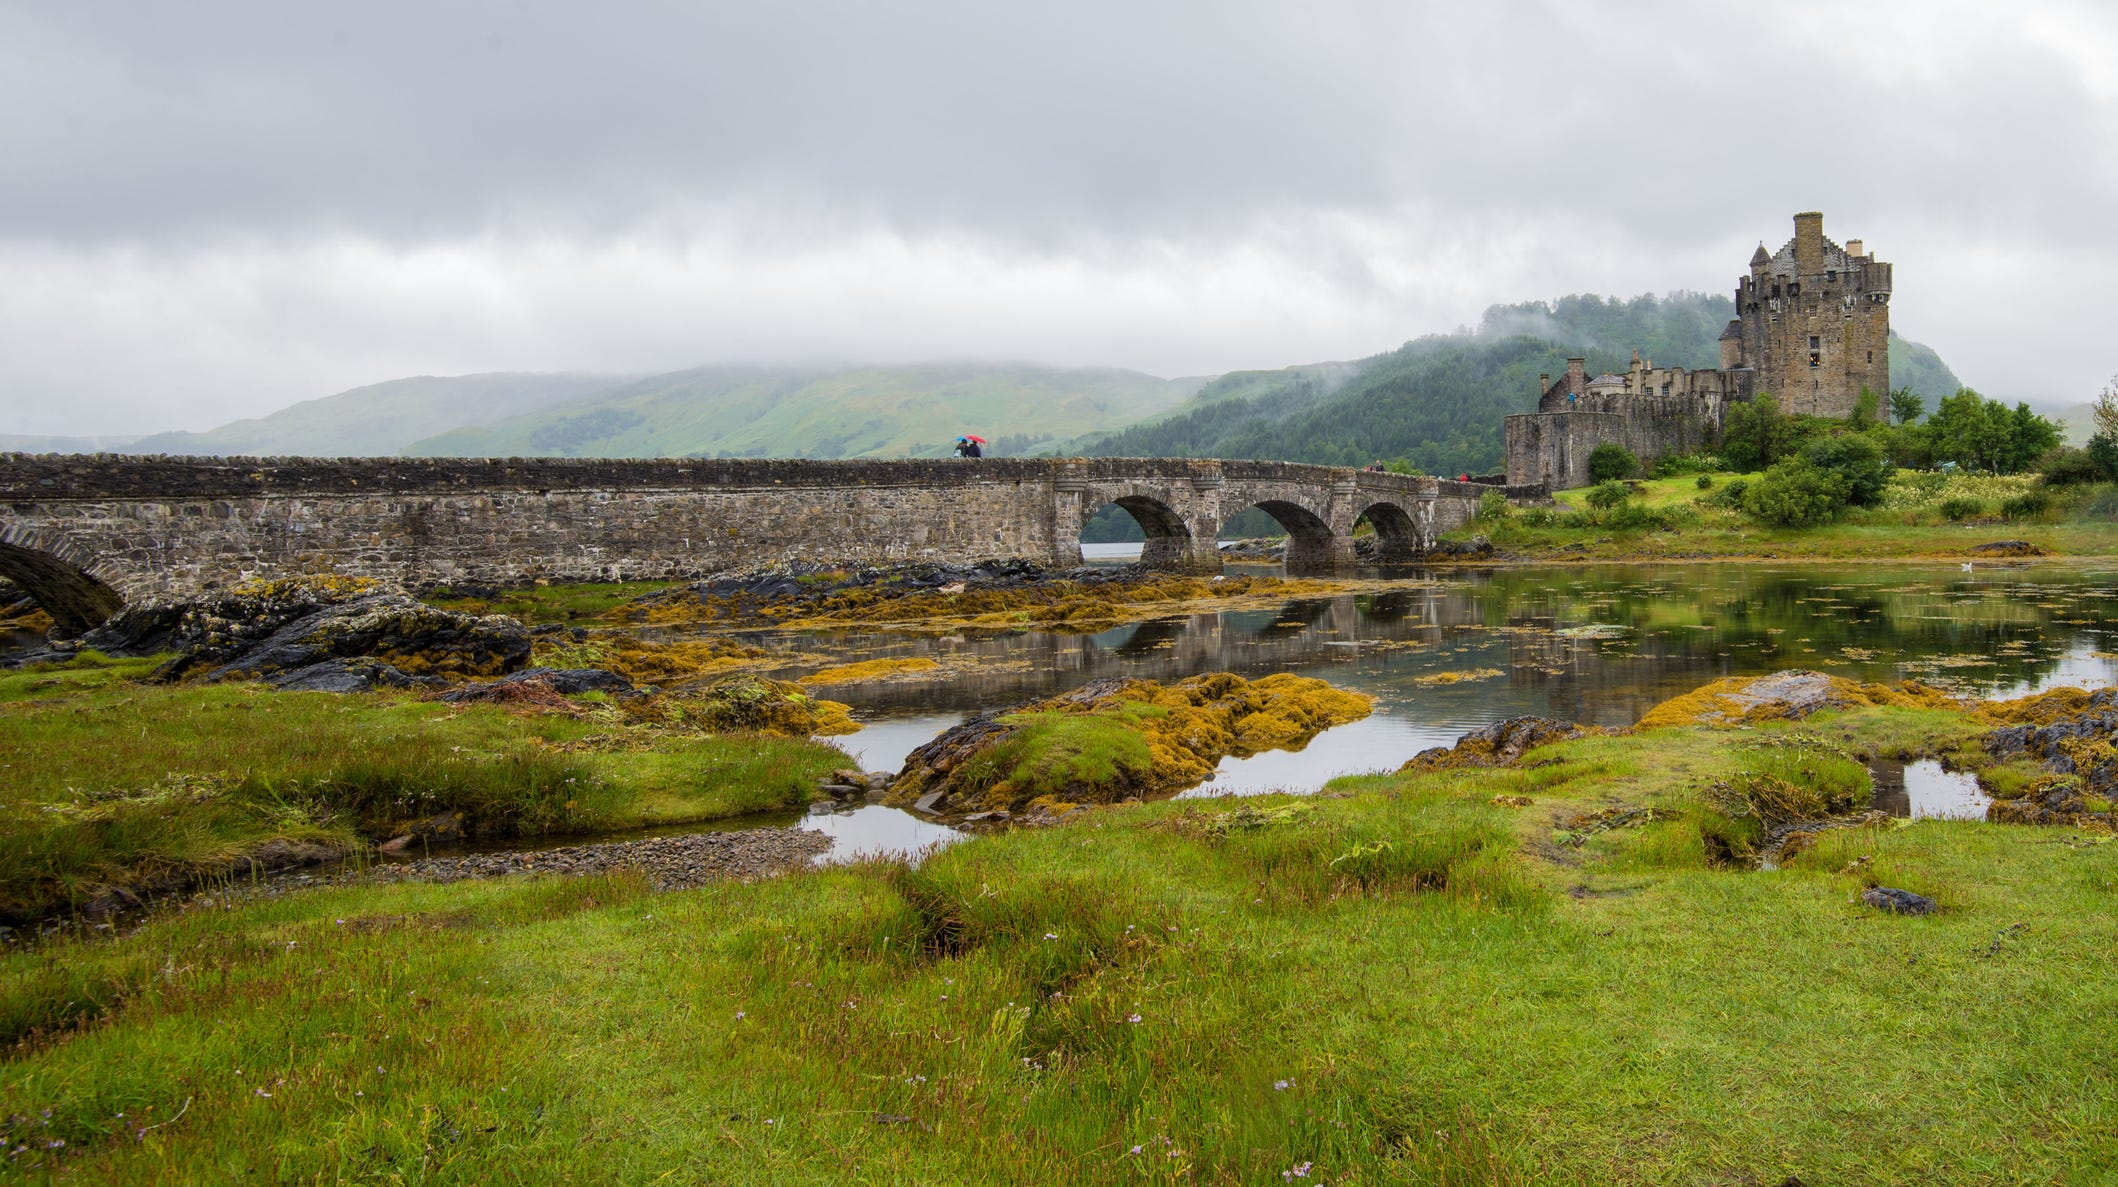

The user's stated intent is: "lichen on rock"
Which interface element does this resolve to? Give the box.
[622,672,857,737]
[1981,687,2118,828]
[885,672,1371,817]
[1635,669,1956,730]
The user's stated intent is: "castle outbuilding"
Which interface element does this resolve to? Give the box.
[1504,212,1891,489]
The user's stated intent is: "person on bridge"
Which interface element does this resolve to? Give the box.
[953,436,983,458]
[1366,460,1385,472]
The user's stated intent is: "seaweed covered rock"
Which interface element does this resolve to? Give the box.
[1636,670,1956,730]
[528,629,765,686]
[885,672,1371,818]
[1402,716,1582,772]
[73,576,532,686]
[613,561,1305,632]
[1982,687,2118,827]
[622,672,857,736]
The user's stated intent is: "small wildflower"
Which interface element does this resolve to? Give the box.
[735,1011,746,1020]
[1283,1161,1313,1180]
[1129,1145,1142,1155]
[1043,932,1057,940]
[1127,1013,1142,1024]
[1274,1079,1292,1091]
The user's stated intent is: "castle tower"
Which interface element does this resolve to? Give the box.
[1729,212,1891,417]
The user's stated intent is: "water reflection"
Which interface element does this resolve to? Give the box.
[799,563,2118,794]
[799,805,963,864]
[1869,759,1992,820]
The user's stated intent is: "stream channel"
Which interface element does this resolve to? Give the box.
[407,556,2118,867]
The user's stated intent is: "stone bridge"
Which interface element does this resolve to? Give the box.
[0,453,1529,635]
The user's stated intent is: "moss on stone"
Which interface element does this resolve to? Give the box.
[797,657,943,686]
[887,672,1371,816]
[622,673,857,737]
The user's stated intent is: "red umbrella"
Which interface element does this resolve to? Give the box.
[964,434,988,444]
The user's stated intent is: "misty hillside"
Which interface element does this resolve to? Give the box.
[1081,293,1967,474]
[404,363,1204,459]
[126,373,622,457]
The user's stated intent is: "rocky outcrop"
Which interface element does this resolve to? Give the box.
[56,577,531,687]
[1983,689,2118,827]
[442,666,637,703]
[885,672,1371,819]
[1402,716,1583,771]
[1636,670,1956,729]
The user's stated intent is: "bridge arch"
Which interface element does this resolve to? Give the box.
[1226,498,1339,573]
[1081,492,1198,570]
[1355,499,1422,563]
[0,530,126,637]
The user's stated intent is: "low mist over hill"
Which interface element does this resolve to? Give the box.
[126,374,620,457]
[405,363,1202,459]
[1079,293,1966,474]
[35,293,1970,466]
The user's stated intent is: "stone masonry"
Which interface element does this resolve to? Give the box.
[1505,212,1891,488]
[0,454,1525,634]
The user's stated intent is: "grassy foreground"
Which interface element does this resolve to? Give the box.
[0,656,850,922]
[7,700,2115,1183]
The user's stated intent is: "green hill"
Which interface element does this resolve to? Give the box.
[128,373,620,457]
[404,363,1203,459]
[1082,292,1969,474]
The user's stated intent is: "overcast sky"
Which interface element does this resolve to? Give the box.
[2,0,2114,435]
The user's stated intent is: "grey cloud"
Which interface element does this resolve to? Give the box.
[0,1,2114,432]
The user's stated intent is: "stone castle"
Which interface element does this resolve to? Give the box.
[1505,212,1892,489]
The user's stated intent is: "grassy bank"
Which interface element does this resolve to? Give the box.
[1462,471,2118,560]
[7,695,2115,1182]
[0,656,850,922]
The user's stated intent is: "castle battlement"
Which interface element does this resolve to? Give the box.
[1504,212,1890,489]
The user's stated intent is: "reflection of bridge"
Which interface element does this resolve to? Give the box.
[0,454,1542,634]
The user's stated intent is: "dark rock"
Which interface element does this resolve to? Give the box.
[72,578,530,688]
[268,658,443,693]
[1982,689,2118,826]
[1404,716,1582,771]
[440,666,635,704]
[1862,887,1938,916]
[819,783,865,799]
[1969,541,2044,557]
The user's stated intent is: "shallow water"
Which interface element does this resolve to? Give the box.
[762,561,2115,848]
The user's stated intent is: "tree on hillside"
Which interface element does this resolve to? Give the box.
[1887,386,1925,426]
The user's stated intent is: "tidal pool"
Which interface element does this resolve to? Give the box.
[753,562,2118,851]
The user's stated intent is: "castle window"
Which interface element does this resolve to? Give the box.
[1660,384,1670,396]
[1827,269,1837,283]
[1866,350,1873,363]
[1809,352,1821,369]
[1808,335,1820,350]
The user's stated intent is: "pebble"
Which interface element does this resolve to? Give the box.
[361,827,834,891]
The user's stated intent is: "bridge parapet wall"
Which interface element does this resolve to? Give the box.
[0,454,1491,626]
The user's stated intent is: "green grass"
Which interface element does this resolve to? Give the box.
[0,656,849,921]
[1470,472,2118,560]
[7,704,2117,1182]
